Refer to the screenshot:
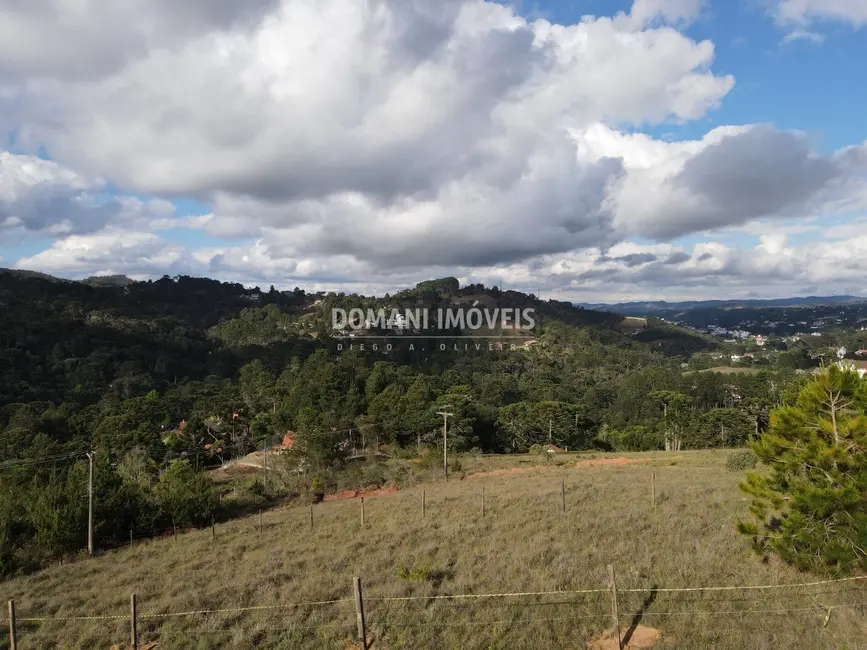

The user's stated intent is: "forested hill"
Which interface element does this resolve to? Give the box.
[0,270,803,575]
[0,270,766,461]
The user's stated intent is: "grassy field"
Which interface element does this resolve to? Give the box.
[1,450,865,650]
[683,367,766,376]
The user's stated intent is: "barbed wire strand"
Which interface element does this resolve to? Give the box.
[6,577,863,624]
[365,576,864,602]
[139,599,352,619]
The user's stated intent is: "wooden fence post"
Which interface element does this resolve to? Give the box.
[7,599,17,650]
[130,593,138,650]
[211,517,215,541]
[482,487,486,516]
[422,489,426,518]
[259,510,263,533]
[353,576,367,649]
[607,565,622,650]
[360,497,365,529]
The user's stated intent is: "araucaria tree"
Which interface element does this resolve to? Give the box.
[737,366,867,574]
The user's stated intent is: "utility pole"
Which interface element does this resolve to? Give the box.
[262,437,267,492]
[436,407,453,481]
[86,452,94,557]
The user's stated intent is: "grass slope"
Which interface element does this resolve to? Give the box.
[682,367,766,376]
[1,451,865,650]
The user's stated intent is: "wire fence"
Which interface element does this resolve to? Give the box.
[2,575,864,649]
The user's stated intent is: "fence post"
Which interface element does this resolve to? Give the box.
[211,517,215,541]
[310,505,314,532]
[482,487,486,516]
[561,477,566,513]
[422,489,426,518]
[7,599,16,650]
[607,565,622,650]
[129,527,133,549]
[360,497,365,529]
[353,576,367,649]
[130,593,138,650]
[259,510,263,533]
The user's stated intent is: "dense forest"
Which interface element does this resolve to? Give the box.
[0,270,804,576]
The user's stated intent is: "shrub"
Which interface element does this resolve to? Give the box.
[310,475,325,502]
[726,449,757,472]
[448,457,462,473]
[396,563,450,585]
[529,444,544,456]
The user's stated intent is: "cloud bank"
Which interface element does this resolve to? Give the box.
[1,0,865,300]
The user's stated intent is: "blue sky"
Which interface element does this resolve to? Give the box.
[532,0,867,149]
[1,0,866,301]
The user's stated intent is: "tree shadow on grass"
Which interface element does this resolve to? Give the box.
[622,586,658,647]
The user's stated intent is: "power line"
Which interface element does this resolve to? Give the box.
[0,452,84,470]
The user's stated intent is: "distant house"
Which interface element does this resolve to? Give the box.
[835,360,867,378]
[855,349,867,356]
[280,432,296,450]
[730,355,742,362]
[387,313,407,330]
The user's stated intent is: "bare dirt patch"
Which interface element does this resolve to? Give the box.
[467,457,651,479]
[575,457,649,469]
[588,625,662,649]
[466,466,548,479]
[323,483,399,502]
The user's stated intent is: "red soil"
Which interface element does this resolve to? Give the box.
[467,466,548,479]
[467,457,649,479]
[323,483,399,502]
[574,457,648,468]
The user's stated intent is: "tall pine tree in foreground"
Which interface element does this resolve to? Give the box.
[737,366,867,574]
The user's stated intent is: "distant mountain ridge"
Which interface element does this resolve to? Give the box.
[0,267,69,283]
[1,268,135,287]
[578,295,867,315]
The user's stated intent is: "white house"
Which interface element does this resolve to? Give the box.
[387,313,407,330]
[837,359,867,378]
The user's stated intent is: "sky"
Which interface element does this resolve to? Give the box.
[1,0,867,303]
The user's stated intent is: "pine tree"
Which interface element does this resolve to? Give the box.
[737,366,867,574]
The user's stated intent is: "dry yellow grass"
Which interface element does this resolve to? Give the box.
[1,450,865,649]
[682,367,766,376]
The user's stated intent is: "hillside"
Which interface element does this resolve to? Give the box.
[579,295,867,316]
[0,271,798,582]
[1,451,864,650]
